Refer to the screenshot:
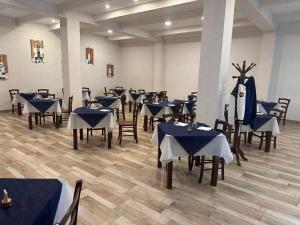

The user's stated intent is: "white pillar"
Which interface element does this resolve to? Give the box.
[153,42,164,91]
[256,32,276,100]
[60,14,82,108]
[196,0,235,126]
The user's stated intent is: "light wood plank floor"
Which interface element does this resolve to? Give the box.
[0,111,300,225]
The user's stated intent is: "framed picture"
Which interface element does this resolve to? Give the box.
[0,54,8,80]
[30,39,45,63]
[107,64,114,78]
[85,47,94,65]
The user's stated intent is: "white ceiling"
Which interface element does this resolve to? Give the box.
[1,0,300,42]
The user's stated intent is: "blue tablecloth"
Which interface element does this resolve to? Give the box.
[147,102,177,117]
[19,93,36,101]
[173,99,195,113]
[0,178,62,225]
[74,107,113,127]
[158,122,220,156]
[257,101,277,114]
[130,93,141,101]
[111,89,125,96]
[252,114,273,130]
[95,96,118,107]
[28,99,57,113]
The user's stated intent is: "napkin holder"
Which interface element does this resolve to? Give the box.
[1,189,12,208]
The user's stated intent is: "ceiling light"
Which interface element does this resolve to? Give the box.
[105,4,110,9]
[165,20,172,26]
[107,29,113,34]
[201,16,204,20]
[134,0,139,2]
[51,19,56,23]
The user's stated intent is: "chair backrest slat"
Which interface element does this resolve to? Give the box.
[9,89,19,101]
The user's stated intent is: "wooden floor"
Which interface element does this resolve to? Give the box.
[1,110,300,225]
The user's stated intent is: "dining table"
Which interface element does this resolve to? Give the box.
[12,92,49,115]
[94,96,121,109]
[0,178,72,225]
[152,122,233,189]
[257,100,279,114]
[22,98,62,130]
[110,88,126,96]
[240,114,280,152]
[67,107,116,150]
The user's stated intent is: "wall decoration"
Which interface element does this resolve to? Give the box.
[30,39,45,63]
[0,54,8,80]
[107,64,114,78]
[85,47,94,65]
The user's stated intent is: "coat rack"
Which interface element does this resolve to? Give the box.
[231,61,256,166]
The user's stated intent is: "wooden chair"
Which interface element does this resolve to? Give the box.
[128,89,137,112]
[59,96,73,125]
[253,108,284,150]
[40,93,56,124]
[278,98,291,125]
[118,103,139,145]
[198,119,231,183]
[157,91,168,101]
[55,180,82,225]
[84,100,106,141]
[9,89,19,114]
[138,89,146,94]
[162,114,175,123]
[104,87,115,96]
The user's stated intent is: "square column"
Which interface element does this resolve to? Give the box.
[196,0,235,125]
[60,14,82,108]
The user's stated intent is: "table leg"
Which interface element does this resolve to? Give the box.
[265,131,272,153]
[247,132,253,144]
[73,129,78,150]
[34,113,38,125]
[157,147,162,168]
[17,103,22,115]
[28,113,33,130]
[129,101,132,112]
[195,156,200,166]
[211,156,220,186]
[166,161,173,189]
[143,115,148,131]
[55,114,60,128]
[79,129,83,140]
[108,131,112,149]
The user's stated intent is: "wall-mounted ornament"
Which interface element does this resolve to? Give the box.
[0,54,8,80]
[85,47,94,65]
[30,39,45,63]
[107,64,114,78]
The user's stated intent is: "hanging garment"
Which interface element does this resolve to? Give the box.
[243,76,257,128]
[228,79,246,125]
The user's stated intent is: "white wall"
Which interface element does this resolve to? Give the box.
[269,21,300,121]
[120,44,154,91]
[80,33,121,97]
[120,36,262,102]
[0,23,63,110]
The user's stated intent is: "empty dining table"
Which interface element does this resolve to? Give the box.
[94,96,121,109]
[0,178,72,225]
[67,107,116,150]
[257,100,279,114]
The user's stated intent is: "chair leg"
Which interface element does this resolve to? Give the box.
[283,114,287,125]
[221,158,225,180]
[103,129,106,141]
[274,136,277,149]
[199,156,205,183]
[188,157,194,171]
[87,129,90,141]
[134,127,138,143]
[118,126,122,145]
[259,132,264,150]
[12,105,14,114]
[244,133,247,144]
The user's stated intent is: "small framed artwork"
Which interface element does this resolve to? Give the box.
[107,64,114,78]
[0,54,8,80]
[85,47,94,65]
[30,39,45,63]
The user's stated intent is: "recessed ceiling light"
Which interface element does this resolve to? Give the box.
[201,16,204,20]
[165,20,172,26]
[51,19,56,23]
[134,0,139,2]
[105,4,110,9]
[108,29,113,34]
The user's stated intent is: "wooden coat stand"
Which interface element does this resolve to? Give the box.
[231,61,256,166]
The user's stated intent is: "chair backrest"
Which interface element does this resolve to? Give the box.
[129,89,137,94]
[104,87,108,94]
[269,108,284,125]
[55,180,82,225]
[191,92,197,95]
[138,89,145,94]
[224,104,229,122]
[68,96,73,113]
[85,100,100,108]
[38,89,49,94]
[214,119,232,141]
[163,114,175,123]
[48,94,56,99]
[157,91,168,101]
[82,87,91,97]
[115,86,123,89]
[132,103,139,125]
[174,103,183,119]
[9,89,19,101]
[278,98,291,114]
[62,88,64,95]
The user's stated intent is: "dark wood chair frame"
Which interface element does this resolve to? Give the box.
[278,98,291,125]
[9,89,19,114]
